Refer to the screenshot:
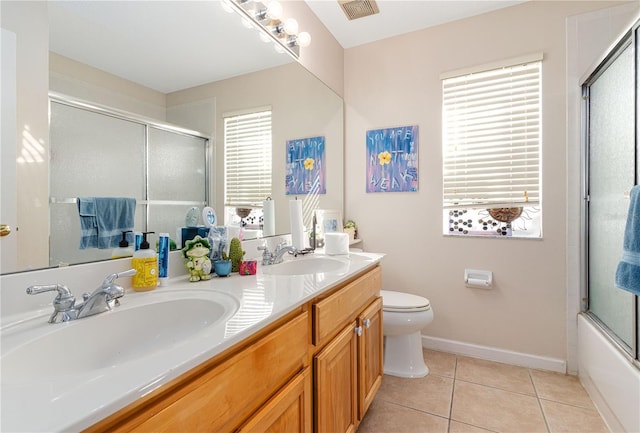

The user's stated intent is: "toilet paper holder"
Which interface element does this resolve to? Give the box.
[464,269,493,288]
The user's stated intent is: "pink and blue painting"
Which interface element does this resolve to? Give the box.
[366,125,418,193]
[285,136,326,195]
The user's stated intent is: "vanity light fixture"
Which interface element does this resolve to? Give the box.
[222,0,311,58]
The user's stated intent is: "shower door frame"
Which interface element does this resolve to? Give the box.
[581,21,639,365]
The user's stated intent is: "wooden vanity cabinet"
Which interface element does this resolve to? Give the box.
[85,265,382,433]
[85,310,310,433]
[313,266,383,433]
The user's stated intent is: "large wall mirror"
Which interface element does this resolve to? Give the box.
[1,1,344,274]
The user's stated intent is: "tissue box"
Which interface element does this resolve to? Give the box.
[324,232,349,255]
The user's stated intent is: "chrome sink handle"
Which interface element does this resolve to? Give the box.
[257,242,274,265]
[272,245,298,264]
[78,269,136,319]
[25,269,137,323]
[102,269,137,286]
[260,241,299,265]
[91,269,136,300]
[26,284,78,323]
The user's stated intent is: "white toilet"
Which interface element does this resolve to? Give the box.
[381,290,434,378]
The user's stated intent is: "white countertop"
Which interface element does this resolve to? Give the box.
[0,252,383,433]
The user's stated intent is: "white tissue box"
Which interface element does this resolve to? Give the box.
[324,232,349,255]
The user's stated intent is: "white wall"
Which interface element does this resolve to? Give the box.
[50,53,167,120]
[167,63,344,237]
[343,1,632,366]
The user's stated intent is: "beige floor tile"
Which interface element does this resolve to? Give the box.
[530,369,595,409]
[455,356,535,395]
[423,349,457,378]
[448,420,498,433]
[358,398,449,433]
[377,373,454,418]
[451,380,548,433]
[540,399,609,433]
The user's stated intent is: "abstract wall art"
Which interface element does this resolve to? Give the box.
[285,136,326,195]
[366,125,418,193]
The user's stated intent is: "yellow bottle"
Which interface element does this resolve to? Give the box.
[132,232,157,291]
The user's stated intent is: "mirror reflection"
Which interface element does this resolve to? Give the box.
[1,1,344,274]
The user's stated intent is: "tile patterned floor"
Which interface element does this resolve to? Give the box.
[358,349,610,433]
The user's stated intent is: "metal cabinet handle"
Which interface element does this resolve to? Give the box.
[0,224,10,237]
[363,318,371,328]
[354,326,363,337]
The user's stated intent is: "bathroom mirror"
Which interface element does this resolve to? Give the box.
[1,1,344,274]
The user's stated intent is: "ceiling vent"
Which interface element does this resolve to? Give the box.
[338,0,379,21]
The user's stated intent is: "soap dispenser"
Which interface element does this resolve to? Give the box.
[132,231,157,291]
[112,230,134,258]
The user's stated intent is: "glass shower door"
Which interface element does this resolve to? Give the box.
[586,42,635,351]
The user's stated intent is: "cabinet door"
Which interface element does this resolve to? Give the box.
[121,313,309,433]
[358,297,383,419]
[314,322,358,433]
[238,368,312,433]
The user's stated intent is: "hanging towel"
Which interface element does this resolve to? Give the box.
[615,185,640,296]
[77,197,136,249]
[77,197,98,249]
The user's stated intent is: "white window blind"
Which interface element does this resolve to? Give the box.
[224,109,272,208]
[442,59,541,209]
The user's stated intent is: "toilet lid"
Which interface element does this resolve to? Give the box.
[381,290,430,312]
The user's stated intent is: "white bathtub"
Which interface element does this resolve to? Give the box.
[578,314,640,433]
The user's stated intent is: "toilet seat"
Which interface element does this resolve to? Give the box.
[381,290,431,313]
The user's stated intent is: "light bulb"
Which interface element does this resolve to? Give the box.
[274,44,285,54]
[266,1,282,20]
[297,31,311,47]
[283,18,299,35]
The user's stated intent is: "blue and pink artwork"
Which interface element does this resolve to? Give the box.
[285,136,326,195]
[366,125,418,193]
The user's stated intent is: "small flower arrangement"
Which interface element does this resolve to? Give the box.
[344,220,357,241]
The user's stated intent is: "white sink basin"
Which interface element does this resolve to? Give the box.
[262,256,349,276]
[1,288,239,382]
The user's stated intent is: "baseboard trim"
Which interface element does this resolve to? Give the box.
[422,335,567,373]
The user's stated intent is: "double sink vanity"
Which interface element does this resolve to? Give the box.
[1,251,384,432]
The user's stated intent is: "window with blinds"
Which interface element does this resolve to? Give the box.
[442,57,541,210]
[441,55,542,238]
[224,109,272,208]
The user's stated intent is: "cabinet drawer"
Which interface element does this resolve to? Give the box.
[313,266,381,347]
[126,311,309,433]
[238,367,312,433]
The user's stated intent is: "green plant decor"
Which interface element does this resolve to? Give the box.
[344,220,357,229]
[228,237,246,273]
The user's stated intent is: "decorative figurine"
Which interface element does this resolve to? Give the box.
[182,235,212,282]
[228,237,246,273]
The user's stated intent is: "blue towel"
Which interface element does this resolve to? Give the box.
[77,198,97,249]
[615,185,640,296]
[77,197,136,249]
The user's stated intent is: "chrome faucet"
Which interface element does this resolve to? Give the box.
[273,245,299,264]
[258,241,299,265]
[26,269,136,323]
